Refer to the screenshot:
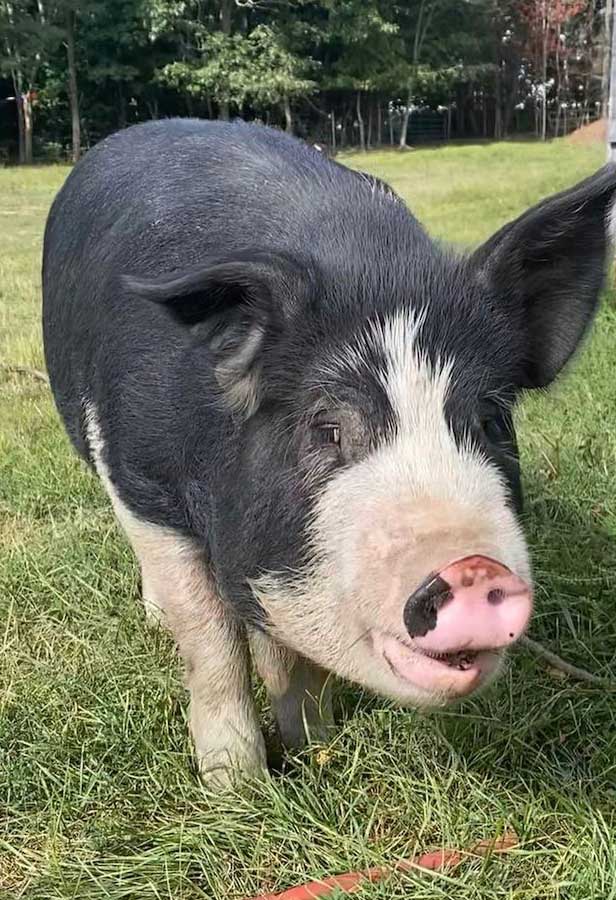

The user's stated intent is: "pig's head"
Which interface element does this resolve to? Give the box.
[130,164,616,707]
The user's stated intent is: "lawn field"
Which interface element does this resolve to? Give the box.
[1,138,615,899]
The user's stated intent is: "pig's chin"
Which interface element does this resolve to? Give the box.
[369,629,502,703]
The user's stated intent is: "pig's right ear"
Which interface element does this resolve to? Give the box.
[123,251,308,416]
[470,164,616,388]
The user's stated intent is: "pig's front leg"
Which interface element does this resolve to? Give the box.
[105,487,266,785]
[153,569,268,784]
[149,551,267,784]
[250,631,335,748]
[174,575,267,787]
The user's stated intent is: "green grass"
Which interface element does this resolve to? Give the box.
[1,139,615,899]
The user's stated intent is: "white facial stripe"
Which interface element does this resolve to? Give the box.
[372,309,453,439]
[337,311,525,558]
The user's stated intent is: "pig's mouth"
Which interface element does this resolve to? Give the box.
[370,630,500,698]
[412,646,480,670]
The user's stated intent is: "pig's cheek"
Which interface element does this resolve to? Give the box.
[348,526,415,625]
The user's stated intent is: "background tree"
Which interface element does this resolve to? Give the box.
[397,0,440,149]
[0,0,605,162]
[1,0,62,162]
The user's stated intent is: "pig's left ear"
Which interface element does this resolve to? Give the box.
[470,164,616,388]
[123,250,309,416]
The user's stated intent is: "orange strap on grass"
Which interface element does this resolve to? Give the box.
[247,833,518,900]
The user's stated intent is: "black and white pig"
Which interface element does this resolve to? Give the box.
[42,119,616,786]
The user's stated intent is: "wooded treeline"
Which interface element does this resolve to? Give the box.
[0,0,611,163]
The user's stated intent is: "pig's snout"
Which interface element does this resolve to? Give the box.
[403,555,532,654]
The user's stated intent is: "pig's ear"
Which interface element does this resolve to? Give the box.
[123,251,308,416]
[470,164,616,388]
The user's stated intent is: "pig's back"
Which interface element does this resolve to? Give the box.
[43,118,359,294]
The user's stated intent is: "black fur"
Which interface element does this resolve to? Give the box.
[42,119,616,624]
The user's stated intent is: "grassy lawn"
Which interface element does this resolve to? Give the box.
[1,138,615,899]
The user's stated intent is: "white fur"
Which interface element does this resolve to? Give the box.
[84,402,267,786]
[215,322,265,416]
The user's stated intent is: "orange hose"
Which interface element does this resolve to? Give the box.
[247,833,518,900]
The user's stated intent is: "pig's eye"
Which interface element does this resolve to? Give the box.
[315,423,341,447]
[479,412,504,444]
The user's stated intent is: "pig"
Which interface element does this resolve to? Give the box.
[42,118,616,786]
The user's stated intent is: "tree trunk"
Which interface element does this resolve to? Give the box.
[12,70,26,164]
[65,9,80,163]
[466,82,478,136]
[283,94,293,133]
[541,1,548,141]
[399,84,412,148]
[220,0,232,34]
[563,56,569,135]
[494,67,502,139]
[145,95,159,119]
[23,91,33,164]
[553,28,561,138]
[389,110,394,145]
[456,82,465,136]
[376,101,382,146]
[584,73,591,124]
[367,101,372,148]
[503,66,517,137]
[541,89,547,141]
[118,88,127,128]
[356,91,365,151]
[219,0,232,121]
[399,0,436,148]
[331,109,336,153]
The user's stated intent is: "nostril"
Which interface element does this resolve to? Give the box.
[487,588,506,605]
[404,574,454,638]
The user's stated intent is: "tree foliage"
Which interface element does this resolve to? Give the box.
[160,24,316,111]
[0,0,608,162]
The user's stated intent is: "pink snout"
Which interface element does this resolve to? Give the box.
[403,555,533,655]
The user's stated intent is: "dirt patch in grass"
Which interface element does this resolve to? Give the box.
[567,118,607,145]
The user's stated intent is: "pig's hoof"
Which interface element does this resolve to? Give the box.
[143,599,165,628]
[193,728,268,790]
[196,750,269,789]
[197,756,269,790]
